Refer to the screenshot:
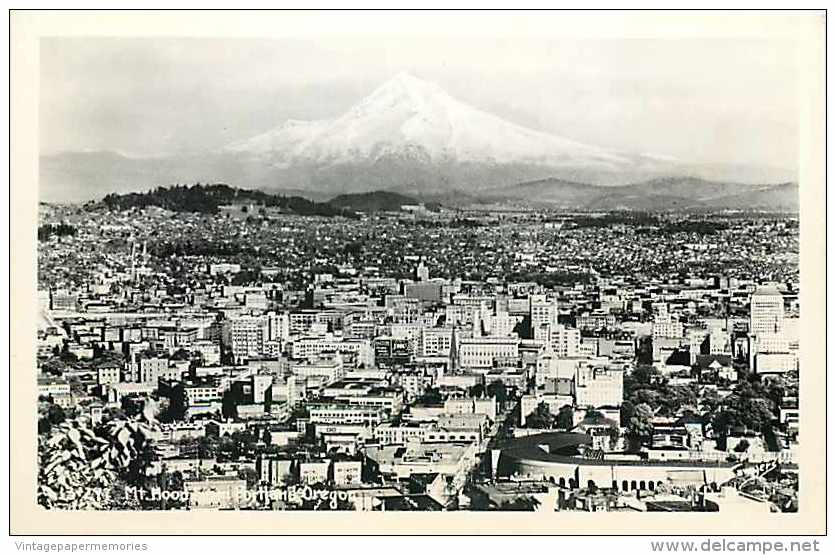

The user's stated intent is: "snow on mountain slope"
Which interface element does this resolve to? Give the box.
[225,72,664,169]
[225,119,330,156]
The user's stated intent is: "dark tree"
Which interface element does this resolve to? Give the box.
[222,389,239,420]
[557,405,575,430]
[469,383,485,398]
[626,403,654,450]
[526,402,557,429]
[161,384,188,423]
[620,400,636,427]
[486,380,508,404]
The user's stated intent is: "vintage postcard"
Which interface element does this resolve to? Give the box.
[9,9,827,535]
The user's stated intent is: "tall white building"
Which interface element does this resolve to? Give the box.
[652,309,684,339]
[267,311,290,343]
[530,295,557,332]
[229,315,269,363]
[138,356,186,384]
[749,286,791,373]
[193,340,221,366]
[534,323,580,357]
[484,309,517,337]
[418,328,453,357]
[750,286,785,335]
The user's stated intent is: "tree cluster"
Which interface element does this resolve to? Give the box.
[99,183,352,218]
[525,402,574,430]
[38,222,77,241]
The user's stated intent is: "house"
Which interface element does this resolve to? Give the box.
[573,412,620,451]
[407,472,449,505]
[694,354,736,383]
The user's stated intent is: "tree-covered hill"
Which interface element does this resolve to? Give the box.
[326,190,422,212]
[94,183,354,217]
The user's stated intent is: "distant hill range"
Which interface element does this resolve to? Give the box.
[86,178,798,216]
[41,73,797,210]
[473,176,799,211]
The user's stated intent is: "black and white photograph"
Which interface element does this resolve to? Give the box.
[8,8,828,537]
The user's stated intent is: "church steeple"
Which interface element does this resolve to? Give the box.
[449,326,459,374]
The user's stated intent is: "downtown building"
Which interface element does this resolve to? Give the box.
[748,286,797,374]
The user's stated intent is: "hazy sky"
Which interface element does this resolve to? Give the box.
[40,36,800,170]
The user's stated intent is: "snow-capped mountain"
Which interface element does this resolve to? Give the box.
[38,72,796,203]
[225,71,670,172]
